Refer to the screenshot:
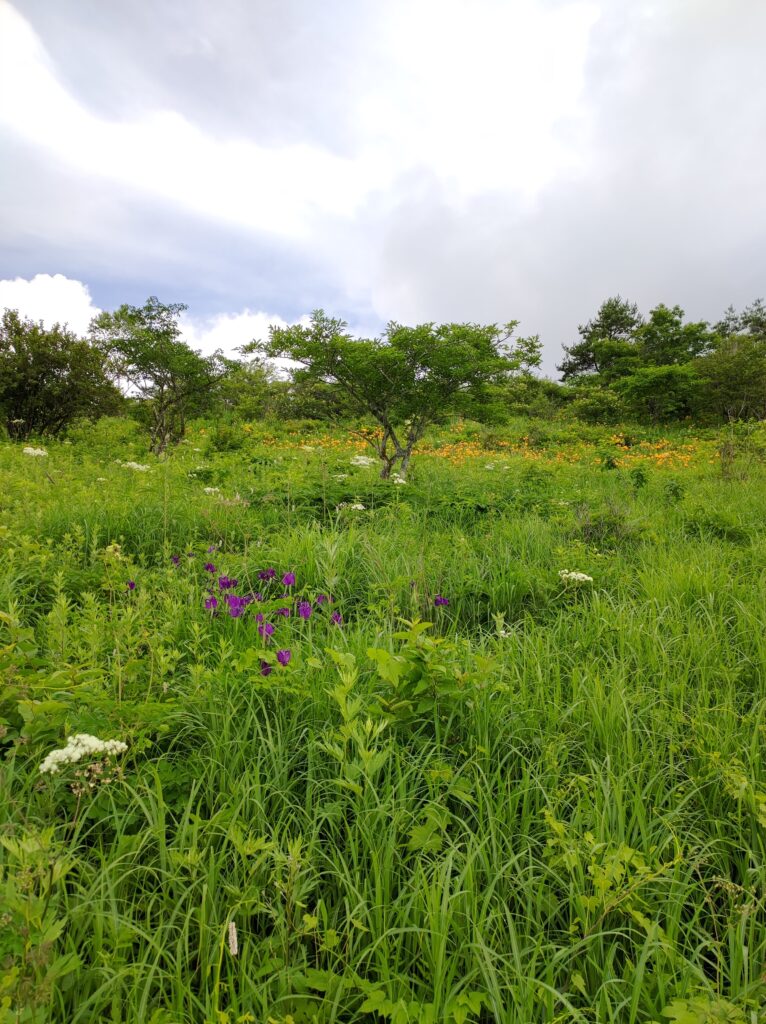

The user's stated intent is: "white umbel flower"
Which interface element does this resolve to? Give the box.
[22,446,48,457]
[39,734,128,774]
[350,455,376,467]
[117,460,150,471]
[558,570,594,584]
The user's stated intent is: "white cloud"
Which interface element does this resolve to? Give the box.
[0,273,101,334]
[180,309,300,357]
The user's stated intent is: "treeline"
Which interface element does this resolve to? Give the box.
[1,294,765,451]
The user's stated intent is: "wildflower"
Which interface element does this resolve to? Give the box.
[298,601,312,620]
[337,502,366,511]
[258,568,277,581]
[392,474,407,484]
[228,921,238,957]
[558,570,593,584]
[316,594,329,605]
[39,733,127,774]
[255,612,264,622]
[171,555,180,566]
[257,621,275,639]
[118,461,150,471]
[126,580,136,591]
[434,595,449,607]
[23,446,48,457]
[187,552,196,558]
[254,592,263,602]
[225,594,249,618]
[204,595,218,611]
[260,660,273,676]
[350,455,375,467]
[282,572,296,587]
[204,563,217,573]
[203,486,220,495]
[277,649,292,666]
[276,607,291,617]
[218,575,239,590]
[207,545,218,553]
[331,611,343,625]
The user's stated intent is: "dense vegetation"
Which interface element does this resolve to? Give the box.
[1,415,765,1023]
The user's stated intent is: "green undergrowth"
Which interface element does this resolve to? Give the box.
[0,421,765,1023]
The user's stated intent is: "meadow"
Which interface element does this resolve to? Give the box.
[1,416,765,1024]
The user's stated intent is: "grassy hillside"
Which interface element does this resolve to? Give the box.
[1,418,765,1023]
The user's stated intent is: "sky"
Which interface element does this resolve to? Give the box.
[1,0,765,375]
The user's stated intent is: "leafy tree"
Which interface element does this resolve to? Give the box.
[0,309,121,439]
[254,310,518,477]
[696,334,766,421]
[558,296,643,381]
[635,304,713,365]
[90,297,224,453]
[616,364,702,422]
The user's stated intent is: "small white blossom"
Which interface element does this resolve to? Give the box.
[22,446,48,457]
[337,501,366,511]
[558,570,593,584]
[39,733,128,775]
[350,455,376,467]
[391,474,407,484]
[334,473,349,481]
[117,460,150,472]
[203,486,220,495]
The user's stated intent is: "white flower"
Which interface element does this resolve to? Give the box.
[96,477,107,482]
[391,474,407,484]
[350,455,376,467]
[558,570,593,584]
[337,501,366,511]
[334,473,349,481]
[117,460,150,472]
[22,446,48,457]
[203,486,220,495]
[39,733,128,775]
[300,444,315,452]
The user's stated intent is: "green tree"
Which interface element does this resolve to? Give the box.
[558,296,643,381]
[254,310,517,478]
[89,297,224,453]
[635,304,713,365]
[0,309,121,439]
[616,363,702,422]
[696,334,766,421]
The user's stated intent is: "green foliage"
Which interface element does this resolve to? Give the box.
[256,310,518,478]
[0,421,765,1021]
[0,309,121,439]
[89,296,225,453]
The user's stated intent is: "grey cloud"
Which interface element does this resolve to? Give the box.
[14,0,391,153]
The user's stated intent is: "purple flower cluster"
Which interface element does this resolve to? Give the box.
[434,595,450,607]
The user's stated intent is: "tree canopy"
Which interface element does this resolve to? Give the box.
[0,309,121,439]
[253,311,519,476]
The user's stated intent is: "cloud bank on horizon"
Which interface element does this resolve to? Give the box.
[1,0,764,373]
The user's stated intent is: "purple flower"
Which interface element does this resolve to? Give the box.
[186,552,195,559]
[204,562,217,574]
[277,649,291,666]
[171,555,180,566]
[282,572,296,587]
[255,612,264,623]
[205,595,218,611]
[434,595,449,607]
[316,594,329,605]
[331,611,343,625]
[126,580,136,591]
[260,660,273,676]
[207,545,218,553]
[254,592,263,602]
[276,607,291,617]
[258,621,275,640]
[258,568,277,581]
[298,601,312,620]
[225,594,249,618]
[218,575,238,590]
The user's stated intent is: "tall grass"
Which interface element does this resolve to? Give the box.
[0,420,764,1022]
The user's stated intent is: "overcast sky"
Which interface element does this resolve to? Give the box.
[1,0,764,374]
